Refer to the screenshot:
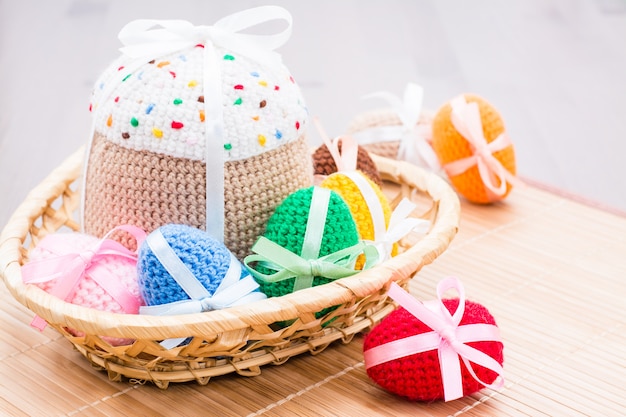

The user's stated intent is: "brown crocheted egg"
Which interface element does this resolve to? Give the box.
[312,140,383,187]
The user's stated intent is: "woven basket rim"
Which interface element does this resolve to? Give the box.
[0,147,460,340]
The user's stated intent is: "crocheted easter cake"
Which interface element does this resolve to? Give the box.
[83,10,311,260]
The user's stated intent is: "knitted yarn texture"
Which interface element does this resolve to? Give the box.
[256,186,359,299]
[431,94,516,204]
[27,232,142,314]
[84,24,312,260]
[320,172,394,264]
[363,298,504,402]
[312,141,383,187]
[88,46,307,162]
[26,231,143,346]
[137,224,253,306]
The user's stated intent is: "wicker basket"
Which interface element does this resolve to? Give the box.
[0,147,460,389]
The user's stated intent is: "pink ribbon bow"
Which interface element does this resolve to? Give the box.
[21,225,147,330]
[443,95,523,197]
[363,278,504,401]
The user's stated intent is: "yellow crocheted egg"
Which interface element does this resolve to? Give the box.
[320,171,396,267]
[431,94,516,204]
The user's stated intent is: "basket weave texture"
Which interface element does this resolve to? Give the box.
[0,147,459,389]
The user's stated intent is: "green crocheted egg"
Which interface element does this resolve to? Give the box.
[257,186,359,299]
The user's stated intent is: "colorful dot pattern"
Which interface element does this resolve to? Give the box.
[89,45,309,162]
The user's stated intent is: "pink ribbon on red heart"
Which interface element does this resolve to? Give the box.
[363,277,504,401]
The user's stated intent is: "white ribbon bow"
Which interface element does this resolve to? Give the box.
[341,171,430,263]
[117,5,292,65]
[352,83,440,171]
[368,198,431,262]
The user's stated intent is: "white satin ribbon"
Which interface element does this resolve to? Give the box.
[82,6,293,241]
[313,118,359,173]
[352,83,440,171]
[341,172,429,262]
[368,198,431,262]
[342,171,387,242]
[444,95,523,197]
[140,228,265,349]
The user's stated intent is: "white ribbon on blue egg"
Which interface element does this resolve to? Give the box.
[140,229,266,349]
[81,6,293,241]
[341,171,431,263]
[351,83,441,172]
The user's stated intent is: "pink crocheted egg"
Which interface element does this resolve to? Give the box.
[363,298,504,402]
[24,231,144,345]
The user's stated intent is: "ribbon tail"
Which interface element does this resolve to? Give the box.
[206,275,264,309]
[30,316,48,332]
[292,275,314,292]
[140,299,203,316]
[478,158,508,196]
[413,137,441,171]
[160,337,188,350]
[456,343,505,391]
[439,343,464,401]
[213,5,293,51]
[399,83,424,128]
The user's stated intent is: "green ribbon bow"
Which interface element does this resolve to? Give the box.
[244,236,378,292]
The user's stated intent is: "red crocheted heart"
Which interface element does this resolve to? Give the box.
[363,298,504,402]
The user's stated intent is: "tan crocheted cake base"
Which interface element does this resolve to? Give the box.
[346,109,434,160]
[83,133,312,260]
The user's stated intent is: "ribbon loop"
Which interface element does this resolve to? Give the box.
[362,196,430,263]
[363,278,504,401]
[117,6,291,66]
[352,83,440,171]
[313,118,359,173]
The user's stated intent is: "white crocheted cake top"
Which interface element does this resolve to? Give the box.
[89,44,308,162]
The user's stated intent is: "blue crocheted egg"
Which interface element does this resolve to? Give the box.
[137,224,251,306]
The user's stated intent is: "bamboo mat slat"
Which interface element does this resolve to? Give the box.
[1,184,625,417]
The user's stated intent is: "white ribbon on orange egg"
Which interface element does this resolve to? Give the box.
[443,95,523,197]
[352,83,440,171]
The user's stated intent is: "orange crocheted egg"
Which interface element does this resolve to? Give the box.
[431,94,516,204]
[320,171,395,267]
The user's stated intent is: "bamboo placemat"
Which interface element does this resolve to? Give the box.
[1,184,625,417]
